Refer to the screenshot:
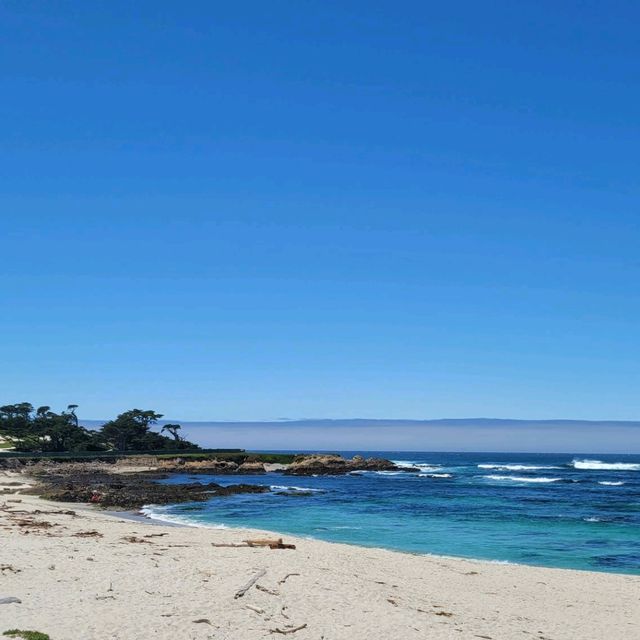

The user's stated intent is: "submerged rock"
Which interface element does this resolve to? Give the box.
[274,490,316,497]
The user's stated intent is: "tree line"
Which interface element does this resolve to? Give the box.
[0,403,199,453]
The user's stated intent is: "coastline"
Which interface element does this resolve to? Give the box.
[138,502,640,576]
[2,474,639,639]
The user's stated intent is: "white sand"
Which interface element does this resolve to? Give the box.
[1,478,639,640]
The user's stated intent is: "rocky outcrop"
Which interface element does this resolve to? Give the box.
[2,454,280,475]
[156,458,240,474]
[236,461,266,474]
[155,458,269,474]
[31,467,269,509]
[284,454,398,476]
[0,457,24,470]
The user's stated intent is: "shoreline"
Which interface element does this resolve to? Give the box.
[17,462,640,577]
[3,472,640,639]
[138,502,640,577]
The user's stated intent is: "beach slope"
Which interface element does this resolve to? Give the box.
[1,488,638,639]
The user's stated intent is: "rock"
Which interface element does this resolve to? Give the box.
[284,454,397,475]
[213,484,271,497]
[156,459,239,474]
[0,458,23,470]
[356,457,398,472]
[236,461,266,474]
[36,468,269,509]
[284,455,348,475]
[0,596,22,604]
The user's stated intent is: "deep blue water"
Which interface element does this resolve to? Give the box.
[147,452,640,574]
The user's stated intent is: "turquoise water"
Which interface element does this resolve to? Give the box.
[148,452,640,574]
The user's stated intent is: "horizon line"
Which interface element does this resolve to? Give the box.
[80,416,640,426]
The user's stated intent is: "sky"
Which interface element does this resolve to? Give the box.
[2,2,640,440]
[161,420,640,454]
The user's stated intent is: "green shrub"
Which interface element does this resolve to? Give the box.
[3,630,51,640]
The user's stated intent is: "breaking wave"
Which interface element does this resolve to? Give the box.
[270,485,325,493]
[571,459,640,471]
[478,464,562,471]
[391,460,442,473]
[483,475,562,484]
[140,505,227,528]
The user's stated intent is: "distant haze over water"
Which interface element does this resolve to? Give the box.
[85,418,640,453]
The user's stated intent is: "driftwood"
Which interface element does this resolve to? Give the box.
[246,537,283,546]
[271,623,308,635]
[15,519,55,528]
[212,538,296,550]
[33,508,77,516]
[122,536,152,544]
[234,568,267,599]
[0,565,20,573]
[245,604,265,614]
[245,538,296,550]
[278,573,300,584]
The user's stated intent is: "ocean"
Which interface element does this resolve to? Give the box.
[144,451,640,574]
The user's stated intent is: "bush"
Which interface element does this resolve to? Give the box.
[3,630,51,640]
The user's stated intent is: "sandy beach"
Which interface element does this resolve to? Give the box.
[1,474,639,640]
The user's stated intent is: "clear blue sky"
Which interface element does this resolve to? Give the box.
[2,1,639,422]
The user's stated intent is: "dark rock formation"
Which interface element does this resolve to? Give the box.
[30,467,269,509]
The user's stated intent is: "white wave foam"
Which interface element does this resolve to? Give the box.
[270,485,325,493]
[374,470,408,476]
[478,464,562,471]
[140,505,227,529]
[571,459,640,471]
[598,481,625,486]
[484,475,561,483]
[420,473,453,478]
[391,460,441,472]
[353,468,450,478]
